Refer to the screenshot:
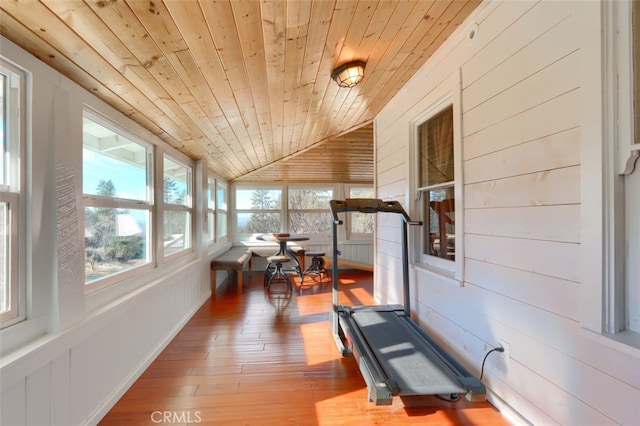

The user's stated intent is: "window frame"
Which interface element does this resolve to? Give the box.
[161,152,193,259]
[606,0,639,335]
[206,176,216,246]
[0,58,25,328]
[581,0,640,346]
[216,181,228,243]
[82,109,155,290]
[346,185,376,239]
[234,184,284,240]
[287,185,334,237]
[410,72,463,282]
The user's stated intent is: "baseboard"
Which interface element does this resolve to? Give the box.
[486,388,532,426]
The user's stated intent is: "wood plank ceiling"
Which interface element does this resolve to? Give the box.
[0,0,481,183]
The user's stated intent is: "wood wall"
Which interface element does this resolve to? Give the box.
[375,1,639,425]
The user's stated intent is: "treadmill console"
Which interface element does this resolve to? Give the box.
[330,198,410,222]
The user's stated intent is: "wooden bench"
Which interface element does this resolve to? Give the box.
[210,249,253,295]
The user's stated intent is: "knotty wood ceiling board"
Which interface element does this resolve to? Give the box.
[0,0,481,183]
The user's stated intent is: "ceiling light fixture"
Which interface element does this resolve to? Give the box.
[331,60,366,88]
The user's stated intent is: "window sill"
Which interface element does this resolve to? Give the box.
[581,328,640,359]
[411,262,461,287]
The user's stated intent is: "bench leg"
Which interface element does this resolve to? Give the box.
[236,270,243,295]
[211,269,217,299]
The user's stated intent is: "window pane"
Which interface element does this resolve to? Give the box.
[288,188,332,209]
[419,106,454,187]
[349,187,374,199]
[626,167,640,332]
[289,212,331,233]
[207,179,215,210]
[1,74,5,187]
[236,188,281,210]
[349,187,375,234]
[164,210,191,254]
[83,117,149,201]
[351,212,375,234]
[423,186,455,260]
[163,156,190,206]
[217,212,227,238]
[0,202,8,314]
[217,184,227,211]
[85,207,149,282]
[207,211,215,242]
[237,212,280,234]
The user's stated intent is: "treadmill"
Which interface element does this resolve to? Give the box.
[329,199,485,405]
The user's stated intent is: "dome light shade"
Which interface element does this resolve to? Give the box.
[331,61,366,88]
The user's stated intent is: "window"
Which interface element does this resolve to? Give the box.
[0,59,24,327]
[206,177,215,244]
[622,1,639,334]
[418,105,455,262]
[162,154,192,256]
[216,181,228,240]
[288,187,333,234]
[83,113,153,285]
[235,187,282,236]
[586,0,640,338]
[348,186,375,235]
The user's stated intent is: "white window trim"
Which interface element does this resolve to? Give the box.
[580,0,640,350]
[409,71,463,283]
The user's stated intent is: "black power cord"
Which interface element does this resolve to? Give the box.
[479,346,505,380]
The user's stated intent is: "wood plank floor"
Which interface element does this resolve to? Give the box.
[99,270,510,425]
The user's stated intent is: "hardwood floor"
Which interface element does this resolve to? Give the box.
[99,270,510,425]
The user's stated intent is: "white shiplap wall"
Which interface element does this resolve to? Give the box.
[375,1,639,425]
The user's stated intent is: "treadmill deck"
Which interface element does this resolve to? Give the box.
[346,307,467,396]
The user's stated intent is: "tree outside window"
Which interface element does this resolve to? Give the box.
[349,187,375,234]
[236,188,281,234]
[288,188,333,234]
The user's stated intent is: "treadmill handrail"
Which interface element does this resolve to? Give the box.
[330,198,421,316]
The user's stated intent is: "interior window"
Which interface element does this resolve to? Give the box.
[288,188,333,234]
[162,155,192,256]
[216,182,228,240]
[349,187,375,234]
[418,106,455,261]
[235,187,282,236]
[0,60,24,327]
[83,114,152,284]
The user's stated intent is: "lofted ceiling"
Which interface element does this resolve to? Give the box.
[0,0,481,183]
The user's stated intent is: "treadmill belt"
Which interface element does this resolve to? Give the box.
[352,309,466,395]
